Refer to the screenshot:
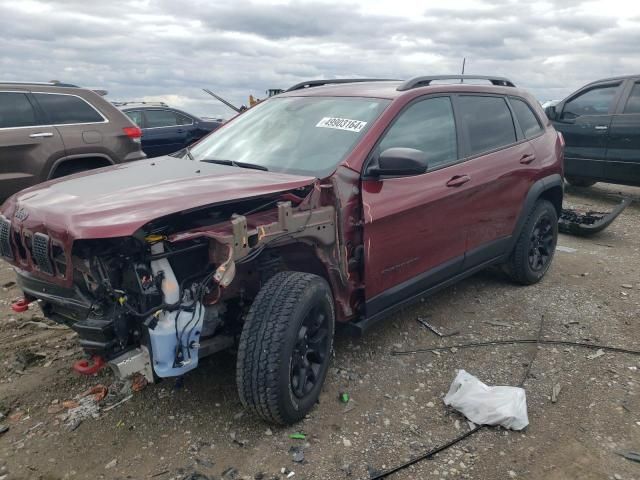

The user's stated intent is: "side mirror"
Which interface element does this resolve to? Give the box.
[544,105,557,120]
[368,148,429,177]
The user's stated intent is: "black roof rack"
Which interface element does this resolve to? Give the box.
[0,80,81,87]
[112,101,169,107]
[397,75,515,91]
[286,78,397,92]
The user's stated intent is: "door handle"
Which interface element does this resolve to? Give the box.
[520,153,536,165]
[176,129,185,133]
[446,175,471,187]
[29,132,53,138]
[594,125,608,130]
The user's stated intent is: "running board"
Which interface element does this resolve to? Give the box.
[559,198,631,236]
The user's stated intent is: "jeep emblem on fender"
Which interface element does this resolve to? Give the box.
[14,207,28,222]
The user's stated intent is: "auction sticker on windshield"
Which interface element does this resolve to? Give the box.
[316,117,367,133]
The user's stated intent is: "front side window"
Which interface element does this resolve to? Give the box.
[458,96,516,155]
[0,92,37,128]
[190,96,389,176]
[624,82,640,114]
[145,109,181,128]
[562,84,619,119]
[378,96,457,170]
[176,112,193,125]
[510,98,543,138]
[33,93,104,124]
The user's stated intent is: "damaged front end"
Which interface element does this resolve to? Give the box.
[5,181,350,382]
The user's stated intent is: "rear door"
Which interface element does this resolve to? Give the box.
[554,82,623,179]
[0,91,65,200]
[32,91,108,159]
[605,79,640,185]
[362,95,469,317]
[141,109,189,157]
[453,94,537,268]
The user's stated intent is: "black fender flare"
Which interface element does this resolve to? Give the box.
[47,153,115,180]
[508,173,563,252]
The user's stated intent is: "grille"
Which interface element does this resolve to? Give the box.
[0,218,12,259]
[32,232,54,275]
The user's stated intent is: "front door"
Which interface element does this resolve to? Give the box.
[554,82,622,179]
[362,95,470,317]
[606,80,640,185]
[0,91,66,200]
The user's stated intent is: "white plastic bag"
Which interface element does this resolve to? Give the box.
[443,369,529,430]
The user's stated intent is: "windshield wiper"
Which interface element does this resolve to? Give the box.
[200,159,268,171]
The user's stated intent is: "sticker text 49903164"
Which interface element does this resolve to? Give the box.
[315,117,367,133]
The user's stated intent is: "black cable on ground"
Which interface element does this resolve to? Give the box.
[391,339,640,357]
[369,316,546,480]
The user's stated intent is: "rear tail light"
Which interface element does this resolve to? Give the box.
[557,131,565,148]
[123,126,142,143]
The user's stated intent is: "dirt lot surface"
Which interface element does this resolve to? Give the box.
[1,183,639,480]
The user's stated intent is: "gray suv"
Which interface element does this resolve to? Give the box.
[0,81,146,200]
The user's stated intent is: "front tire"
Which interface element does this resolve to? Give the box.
[236,271,335,424]
[505,200,558,285]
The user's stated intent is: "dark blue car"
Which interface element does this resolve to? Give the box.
[116,102,224,158]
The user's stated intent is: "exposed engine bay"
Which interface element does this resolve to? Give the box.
[12,182,352,381]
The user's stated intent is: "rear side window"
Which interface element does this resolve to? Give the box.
[145,109,183,128]
[510,98,543,138]
[562,84,619,119]
[34,93,104,124]
[624,82,640,114]
[378,96,457,170]
[457,96,516,155]
[125,110,143,126]
[0,92,38,128]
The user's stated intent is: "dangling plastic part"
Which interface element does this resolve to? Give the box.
[73,355,106,375]
[11,297,31,313]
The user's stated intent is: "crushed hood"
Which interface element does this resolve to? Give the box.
[3,157,315,239]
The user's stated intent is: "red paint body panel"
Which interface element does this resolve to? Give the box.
[2,157,315,240]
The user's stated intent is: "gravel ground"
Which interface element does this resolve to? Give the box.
[0,183,639,480]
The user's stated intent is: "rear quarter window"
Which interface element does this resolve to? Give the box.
[33,93,104,125]
[457,95,516,155]
[0,92,38,128]
[510,98,543,138]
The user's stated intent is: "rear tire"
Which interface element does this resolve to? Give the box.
[236,271,335,424]
[505,200,558,285]
[565,176,596,187]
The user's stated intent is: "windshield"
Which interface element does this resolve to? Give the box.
[189,96,389,176]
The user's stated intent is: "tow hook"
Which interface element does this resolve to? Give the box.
[73,355,106,375]
[11,297,32,313]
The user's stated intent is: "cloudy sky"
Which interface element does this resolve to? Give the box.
[1,0,639,118]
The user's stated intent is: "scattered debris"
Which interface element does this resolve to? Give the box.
[13,349,46,372]
[556,245,577,253]
[621,284,633,289]
[417,316,459,337]
[551,383,562,403]
[17,320,66,330]
[221,467,238,479]
[587,349,605,360]
[82,384,108,402]
[559,199,631,236]
[2,280,15,288]
[342,437,352,447]
[132,373,148,392]
[484,320,511,328]
[289,445,305,463]
[616,450,640,463]
[104,458,117,469]
[289,433,306,440]
[102,395,133,412]
[0,425,8,435]
[339,392,350,403]
[443,369,529,430]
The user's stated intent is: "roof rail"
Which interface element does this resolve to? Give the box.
[112,101,169,107]
[397,75,515,91]
[286,78,397,92]
[0,80,80,87]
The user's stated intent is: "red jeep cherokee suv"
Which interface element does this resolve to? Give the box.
[0,76,563,424]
